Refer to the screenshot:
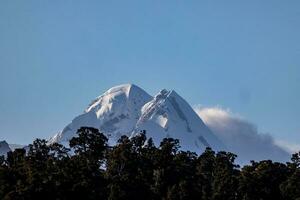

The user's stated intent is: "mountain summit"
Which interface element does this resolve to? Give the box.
[50,84,225,153]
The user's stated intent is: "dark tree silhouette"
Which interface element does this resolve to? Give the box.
[0,127,299,200]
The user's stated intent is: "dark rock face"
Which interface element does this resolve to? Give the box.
[0,140,11,156]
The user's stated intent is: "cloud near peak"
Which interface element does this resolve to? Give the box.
[195,106,290,164]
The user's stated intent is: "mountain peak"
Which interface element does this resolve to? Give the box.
[51,84,225,153]
[85,83,151,113]
[103,83,142,97]
[154,89,181,100]
[134,88,225,152]
[51,84,152,144]
[0,140,8,145]
[0,140,11,156]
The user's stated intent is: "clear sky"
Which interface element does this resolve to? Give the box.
[0,1,299,146]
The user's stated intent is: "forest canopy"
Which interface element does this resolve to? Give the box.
[0,127,300,200]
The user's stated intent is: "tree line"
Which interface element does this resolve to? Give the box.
[0,127,300,200]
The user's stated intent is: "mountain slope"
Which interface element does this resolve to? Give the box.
[133,89,225,152]
[50,84,225,152]
[0,141,11,156]
[49,84,152,144]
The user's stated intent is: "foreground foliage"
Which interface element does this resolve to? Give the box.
[0,127,300,200]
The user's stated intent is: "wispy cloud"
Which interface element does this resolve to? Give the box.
[274,139,300,154]
[195,106,290,164]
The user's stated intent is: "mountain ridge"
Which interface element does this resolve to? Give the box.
[0,140,11,156]
[50,84,225,153]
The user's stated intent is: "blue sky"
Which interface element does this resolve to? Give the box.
[0,1,299,146]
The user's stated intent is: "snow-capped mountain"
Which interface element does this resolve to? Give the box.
[49,84,152,145]
[50,84,225,153]
[133,89,225,152]
[0,141,11,156]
